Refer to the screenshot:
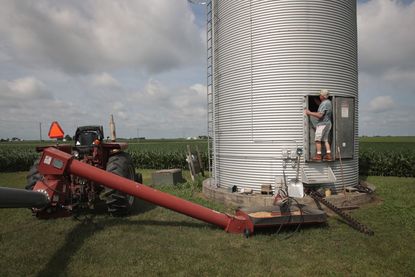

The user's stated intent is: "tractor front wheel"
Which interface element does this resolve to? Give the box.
[103,152,136,216]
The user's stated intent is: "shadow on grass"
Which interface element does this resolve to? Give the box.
[73,196,157,218]
[360,175,369,182]
[36,195,329,276]
[131,198,156,215]
[36,218,102,277]
[36,213,327,276]
[254,222,329,237]
[35,210,216,276]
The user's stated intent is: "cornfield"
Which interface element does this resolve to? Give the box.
[359,141,415,177]
[359,151,415,177]
[0,140,414,177]
[0,145,39,172]
[0,140,208,172]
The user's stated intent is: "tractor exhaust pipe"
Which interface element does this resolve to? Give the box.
[0,187,49,209]
[109,114,116,142]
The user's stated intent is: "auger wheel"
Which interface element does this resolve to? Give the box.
[103,152,136,216]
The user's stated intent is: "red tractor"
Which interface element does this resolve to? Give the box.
[25,123,142,218]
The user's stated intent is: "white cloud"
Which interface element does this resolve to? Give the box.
[112,102,125,111]
[92,73,120,88]
[9,77,46,96]
[0,76,207,139]
[0,1,204,75]
[383,68,415,83]
[0,77,52,101]
[109,80,207,137]
[367,96,396,113]
[0,1,207,139]
[171,84,206,114]
[358,0,415,75]
[0,77,82,140]
[358,0,415,135]
[111,102,128,120]
[360,105,415,136]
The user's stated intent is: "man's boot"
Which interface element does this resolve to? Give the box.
[312,154,322,161]
[324,153,332,161]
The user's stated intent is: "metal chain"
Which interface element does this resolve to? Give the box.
[308,191,374,236]
[354,183,374,194]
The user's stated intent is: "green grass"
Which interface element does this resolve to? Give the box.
[360,136,415,143]
[0,172,414,276]
[359,136,415,153]
[360,142,415,153]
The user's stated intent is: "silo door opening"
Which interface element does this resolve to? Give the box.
[304,96,355,162]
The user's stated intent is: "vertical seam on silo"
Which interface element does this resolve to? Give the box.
[216,0,219,185]
[250,0,254,142]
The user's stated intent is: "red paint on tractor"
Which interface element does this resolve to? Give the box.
[38,147,254,234]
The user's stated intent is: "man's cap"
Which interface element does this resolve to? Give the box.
[320,89,329,98]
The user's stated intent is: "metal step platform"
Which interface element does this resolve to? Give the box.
[237,203,327,229]
[301,164,336,186]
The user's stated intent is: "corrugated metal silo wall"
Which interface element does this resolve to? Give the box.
[212,0,358,191]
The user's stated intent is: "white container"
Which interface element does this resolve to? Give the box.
[287,181,304,198]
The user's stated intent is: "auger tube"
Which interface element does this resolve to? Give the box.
[0,187,49,209]
[37,147,254,234]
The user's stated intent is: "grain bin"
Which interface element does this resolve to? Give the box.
[206,0,358,192]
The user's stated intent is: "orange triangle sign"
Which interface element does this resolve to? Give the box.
[48,121,65,139]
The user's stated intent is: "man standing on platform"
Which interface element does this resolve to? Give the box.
[304,89,333,161]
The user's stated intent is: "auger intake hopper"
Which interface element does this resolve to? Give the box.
[237,205,326,229]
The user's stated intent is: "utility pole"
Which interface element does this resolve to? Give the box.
[39,122,42,142]
[137,128,139,142]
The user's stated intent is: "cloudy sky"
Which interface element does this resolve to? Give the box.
[0,0,414,139]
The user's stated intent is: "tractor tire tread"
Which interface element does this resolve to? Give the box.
[104,152,136,217]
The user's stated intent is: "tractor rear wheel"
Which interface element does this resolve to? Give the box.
[103,152,136,216]
[26,158,41,190]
